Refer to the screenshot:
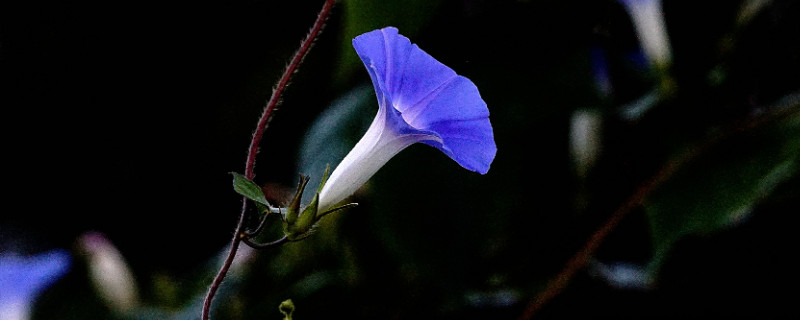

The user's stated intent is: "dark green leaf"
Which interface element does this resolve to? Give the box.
[231,172,271,207]
[645,110,800,274]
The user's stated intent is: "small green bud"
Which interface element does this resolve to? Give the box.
[279,299,295,320]
[282,166,357,241]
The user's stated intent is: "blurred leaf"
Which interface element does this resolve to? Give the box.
[645,109,800,274]
[296,84,374,204]
[334,0,444,86]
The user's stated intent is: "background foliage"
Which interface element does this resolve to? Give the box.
[2,0,798,318]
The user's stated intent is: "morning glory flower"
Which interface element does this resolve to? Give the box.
[78,232,139,314]
[618,0,673,67]
[317,27,496,211]
[0,249,71,320]
[569,109,602,177]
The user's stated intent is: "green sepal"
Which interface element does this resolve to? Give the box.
[316,164,330,195]
[284,176,309,226]
[282,166,356,241]
[318,202,358,220]
[294,194,320,241]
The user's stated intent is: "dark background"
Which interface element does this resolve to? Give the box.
[2,0,798,318]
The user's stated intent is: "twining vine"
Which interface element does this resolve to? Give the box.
[201,1,337,319]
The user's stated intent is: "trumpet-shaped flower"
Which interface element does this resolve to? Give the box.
[317,27,496,211]
[618,0,673,67]
[0,249,71,320]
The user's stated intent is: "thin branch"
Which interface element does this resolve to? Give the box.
[202,1,337,319]
[517,156,680,319]
[244,207,281,238]
[518,92,800,319]
[242,234,289,249]
[202,202,248,320]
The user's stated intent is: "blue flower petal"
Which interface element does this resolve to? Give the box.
[352,27,496,174]
[1,249,71,318]
[422,116,496,175]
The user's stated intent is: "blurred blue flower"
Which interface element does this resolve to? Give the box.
[589,260,654,291]
[589,46,612,98]
[0,249,71,320]
[318,27,496,210]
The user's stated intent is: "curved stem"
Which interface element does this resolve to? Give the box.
[202,202,248,320]
[518,160,679,319]
[201,1,337,319]
[244,207,281,238]
[245,0,336,179]
[518,93,800,319]
[242,235,289,249]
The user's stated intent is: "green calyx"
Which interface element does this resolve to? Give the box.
[282,165,357,241]
[231,166,356,243]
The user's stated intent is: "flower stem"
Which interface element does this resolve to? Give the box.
[201,1,336,319]
[245,0,336,179]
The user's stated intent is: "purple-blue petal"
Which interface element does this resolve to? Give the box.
[352,27,409,106]
[352,27,496,174]
[401,76,488,127]
[0,249,71,302]
[391,42,458,115]
[422,117,496,174]
[618,0,653,7]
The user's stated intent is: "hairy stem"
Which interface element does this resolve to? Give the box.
[202,1,336,319]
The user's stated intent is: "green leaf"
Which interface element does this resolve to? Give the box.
[231,172,271,208]
[645,110,800,274]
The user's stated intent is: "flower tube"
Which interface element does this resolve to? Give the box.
[619,0,673,67]
[317,27,496,211]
